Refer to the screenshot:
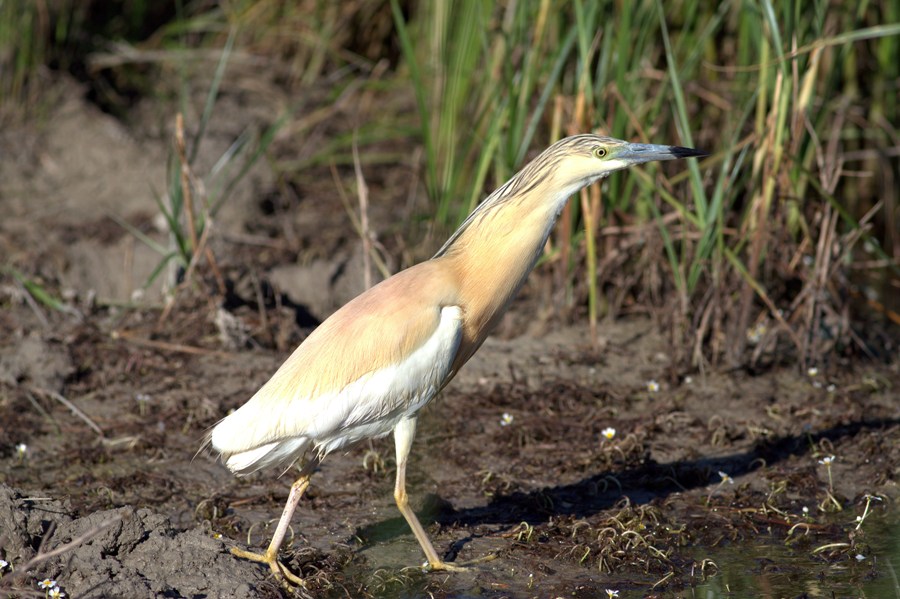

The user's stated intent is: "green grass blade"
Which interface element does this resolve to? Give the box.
[517,27,578,165]
[390,0,436,200]
[109,213,172,258]
[6,266,68,313]
[189,26,237,164]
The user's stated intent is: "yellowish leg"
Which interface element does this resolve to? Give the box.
[393,417,496,572]
[231,472,312,585]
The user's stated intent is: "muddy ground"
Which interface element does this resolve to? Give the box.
[1,76,899,598]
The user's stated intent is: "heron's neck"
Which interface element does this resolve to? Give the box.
[437,177,574,351]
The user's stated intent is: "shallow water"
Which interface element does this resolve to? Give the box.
[687,512,900,598]
[344,510,900,598]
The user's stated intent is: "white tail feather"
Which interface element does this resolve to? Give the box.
[222,437,312,476]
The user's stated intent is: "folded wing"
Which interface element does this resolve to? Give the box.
[209,263,463,475]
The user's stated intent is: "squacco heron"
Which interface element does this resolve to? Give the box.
[207,134,705,583]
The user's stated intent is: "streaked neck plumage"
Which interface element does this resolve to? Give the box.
[433,152,591,369]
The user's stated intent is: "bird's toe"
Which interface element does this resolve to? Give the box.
[424,552,496,572]
[230,546,305,586]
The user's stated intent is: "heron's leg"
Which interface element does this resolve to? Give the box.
[392,416,468,572]
[232,463,317,585]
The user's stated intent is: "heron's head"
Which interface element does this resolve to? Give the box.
[546,134,707,191]
[433,134,707,259]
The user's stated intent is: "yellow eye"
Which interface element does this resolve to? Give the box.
[593,146,608,159]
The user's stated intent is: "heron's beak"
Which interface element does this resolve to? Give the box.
[618,142,708,165]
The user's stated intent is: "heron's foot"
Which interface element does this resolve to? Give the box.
[231,546,305,586]
[424,560,468,573]
[424,552,497,572]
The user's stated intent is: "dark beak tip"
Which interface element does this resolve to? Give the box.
[671,146,708,159]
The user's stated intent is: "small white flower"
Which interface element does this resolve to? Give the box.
[807,367,819,377]
[606,590,620,598]
[802,506,809,515]
[135,393,152,416]
[818,455,835,465]
[38,579,56,589]
[646,380,660,393]
[855,554,865,561]
[718,471,734,484]
[601,427,616,440]
[856,516,863,522]
[826,384,836,393]
[48,587,65,599]
[683,376,693,384]
[15,443,27,457]
[746,322,767,345]
[500,413,514,426]
[0,559,7,570]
